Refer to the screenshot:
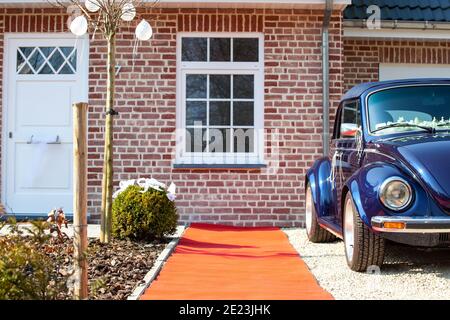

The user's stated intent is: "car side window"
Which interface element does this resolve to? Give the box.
[339,100,361,139]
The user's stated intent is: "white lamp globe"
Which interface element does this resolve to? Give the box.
[135,19,153,41]
[121,3,136,21]
[85,0,100,13]
[70,15,88,36]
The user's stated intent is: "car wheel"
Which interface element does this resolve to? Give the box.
[305,183,336,243]
[343,192,385,272]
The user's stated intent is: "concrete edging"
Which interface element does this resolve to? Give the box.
[127,225,186,300]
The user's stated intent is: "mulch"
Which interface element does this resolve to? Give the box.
[41,237,168,300]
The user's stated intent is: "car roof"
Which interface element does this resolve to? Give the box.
[342,78,450,101]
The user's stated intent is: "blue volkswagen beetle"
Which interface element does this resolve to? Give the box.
[305,79,450,272]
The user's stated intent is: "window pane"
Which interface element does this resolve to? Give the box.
[340,101,360,138]
[28,49,45,72]
[233,38,259,62]
[186,128,207,152]
[209,128,230,152]
[182,38,207,61]
[68,53,77,70]
[233,75,254,99]
[210,38,230,62]
[40,47,55,58]
[17,50,27,73]
[233,102,254,126]
[186,101,207,126]
[210,75,230,99]
[38,63,54,74]
[18,64,33,74]
[186,74,207,98]
[19,47,34,58]
[49,50,65,72]
[59,64,74,74]
[367,86,450,135]
[60,47,75,57]
[210,101,231,126]
[233,128,254,153]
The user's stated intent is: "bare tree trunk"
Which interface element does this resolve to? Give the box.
[73,102,88,299]
[100,33,116,243]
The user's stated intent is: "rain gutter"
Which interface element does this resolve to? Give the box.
[322,0,333,156]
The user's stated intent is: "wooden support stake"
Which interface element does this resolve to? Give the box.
[73,102,88,300]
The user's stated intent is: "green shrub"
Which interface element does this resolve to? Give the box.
[112,185,178,241]
[0,219,70,300]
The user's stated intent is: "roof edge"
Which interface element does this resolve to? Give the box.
[0,0,351,10]
[344,19,450,30]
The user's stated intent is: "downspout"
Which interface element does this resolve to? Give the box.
[322,0,333,156]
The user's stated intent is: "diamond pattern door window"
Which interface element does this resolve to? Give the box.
[16,46,77,75]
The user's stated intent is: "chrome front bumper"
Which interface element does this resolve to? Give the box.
[371,216,450,233]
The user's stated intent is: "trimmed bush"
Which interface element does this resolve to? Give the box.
[112,185,178,241]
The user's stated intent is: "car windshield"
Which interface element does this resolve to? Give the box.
[367,85,450,135]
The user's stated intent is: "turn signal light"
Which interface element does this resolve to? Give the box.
[383,222,406,229]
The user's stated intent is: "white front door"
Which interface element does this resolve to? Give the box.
[3,34,88,215]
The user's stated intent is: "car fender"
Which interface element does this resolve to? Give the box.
[345,162,430,227]
[306,158,336,219]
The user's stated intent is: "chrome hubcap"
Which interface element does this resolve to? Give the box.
[344,197,355,262]
[305,187,313,234]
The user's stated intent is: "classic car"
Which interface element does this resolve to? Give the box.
[305,79,450,272]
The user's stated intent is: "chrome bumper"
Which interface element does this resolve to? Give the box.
[371,216,450,233]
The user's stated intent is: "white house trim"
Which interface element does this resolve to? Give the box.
[344,26,450,40]
[0,0,351,9]
[174,32,265,166]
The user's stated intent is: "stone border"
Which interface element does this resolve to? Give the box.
[127,225,186,300]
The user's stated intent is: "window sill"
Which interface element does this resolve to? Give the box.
[172,163,267,169]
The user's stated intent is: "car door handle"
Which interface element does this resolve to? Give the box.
[47,135,61,145]
[26,135,35,144]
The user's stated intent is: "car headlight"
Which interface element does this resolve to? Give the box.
[379,177,413,211]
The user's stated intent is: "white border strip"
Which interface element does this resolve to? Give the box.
[2,0,351,5]
[344,27,450,40]
[127,225,186,300]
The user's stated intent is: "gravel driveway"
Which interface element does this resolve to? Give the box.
[284,228,450,300]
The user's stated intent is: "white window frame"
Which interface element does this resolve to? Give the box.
[175,32,265,166]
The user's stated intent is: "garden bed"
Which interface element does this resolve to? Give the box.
[0,230,168,300]
[1,180,179,300]
[74,238,168,300]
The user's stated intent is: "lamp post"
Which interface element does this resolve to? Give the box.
[61,0,154,243]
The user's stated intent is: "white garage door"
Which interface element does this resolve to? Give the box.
[3,34,88,216]
[380,63,450,81]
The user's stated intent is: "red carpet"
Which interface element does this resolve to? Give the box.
[141,223,333,300]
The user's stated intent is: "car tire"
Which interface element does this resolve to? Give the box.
[343,192,385,272]
[305,183,336,243]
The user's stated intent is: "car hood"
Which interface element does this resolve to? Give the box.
[372,133,450,210]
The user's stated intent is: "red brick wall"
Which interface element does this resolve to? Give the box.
[0,11,4,201]
[344,38,450,92]
[0,7,344,227]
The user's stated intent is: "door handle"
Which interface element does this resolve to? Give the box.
[26,135,34,144]
[47,135,61,145]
